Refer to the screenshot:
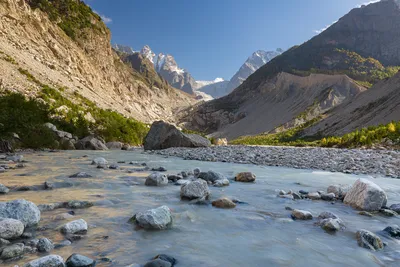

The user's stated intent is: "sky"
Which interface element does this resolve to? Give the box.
[85,0,380,81]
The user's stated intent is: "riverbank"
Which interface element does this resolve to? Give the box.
[149,146,400,178]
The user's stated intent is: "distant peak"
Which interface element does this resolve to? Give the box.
[214,78,224,82]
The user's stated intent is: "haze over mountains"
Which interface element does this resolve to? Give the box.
[113,44,282,100]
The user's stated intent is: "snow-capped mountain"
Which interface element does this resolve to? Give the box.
[225,49,283,92]
[195,49,283,99]
[112,44,135,55]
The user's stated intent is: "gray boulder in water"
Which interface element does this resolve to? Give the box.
[0,199,40,227]
[23,255,65,267]
[0,218,24,240]
[356,229,383,251]
[344,179,387,211]
[75,136,108,150]
[145,173,168,186]
[131,206,172,230]
[66,253,96,267]
[143,121,210,150]
[180,179,210,200]
[105,141,123,150]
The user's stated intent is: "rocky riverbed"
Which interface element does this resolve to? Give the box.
[149,146,400,178]
[0,149,400,266]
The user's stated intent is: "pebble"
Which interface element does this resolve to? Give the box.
[291,209,313,220]
[148,146,400,177]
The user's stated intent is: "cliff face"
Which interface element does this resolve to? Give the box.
[0,0,194,123]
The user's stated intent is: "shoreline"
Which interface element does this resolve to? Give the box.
[148,145,400,178]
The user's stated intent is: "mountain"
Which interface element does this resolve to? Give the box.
[112,44,135,55]
[194,49,282,99]
[0,0,194,124]
[182,0,400,139]
[226,49,282,93]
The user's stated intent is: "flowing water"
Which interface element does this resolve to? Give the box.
[1,150,400,267]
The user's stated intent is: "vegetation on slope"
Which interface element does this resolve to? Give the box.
[26,0,106,40]
[0,72,149,149]
[231,121,400,148]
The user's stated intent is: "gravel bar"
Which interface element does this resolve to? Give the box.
[148,146,400,178]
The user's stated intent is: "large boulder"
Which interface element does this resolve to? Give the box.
[75,136,108,150]
[0,243,24,260]
[23,255,65,267]
[234,172,256,182]
[344,179,387,211]
[131,206,172,230]
[143,121,211,150]
[0,218,24,239]
[105,142,123,150]
[180,180,210,200]
[0,199,41,227]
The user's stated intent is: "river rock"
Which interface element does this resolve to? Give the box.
[389,204,400,213]
[143,121,211,150]
[0,184,8,194]
[383,225,400,239]
[132,206,172,230]
[292,192,302,200]
[6,155,23,162]
[167,174,182,182]
[321,193,336,201]
[66,253,96,267]
[0,218,24,239]
[153,254,176,266]
[75,136,108,150]
[105,142,123,150]
[109,164,119,170]
[23,255,65,267]
[0,199,41,227]
[212,198,236,209]
[234,172,256,182]
[320,218,343,232]
[380,209,398,217]
[37,238,54,252]
[91,157,107,165]
[144,259,172,267]
[198,171,225,182]
[145,173,168,186]
[344,179,387,211]
[356,229,383,251]
[193,168,201,177]
[291,209,313,220]
[0,243,24,260]
[327,184,351,199]
[307,192,321,200]
[69,172,92,178]
[180,180,210,200]
[0,167,5,173]
[66,201,94,209]
[61,219,88,235]
[214,178,230,187]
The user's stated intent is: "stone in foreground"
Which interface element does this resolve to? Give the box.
[180,180,210,200]
[145,172,168,186]
[132,206,172,230]
[144,259,172,267]
[356,229,383,251]
[143,121,211,150]
[66,253,96,267]
[234,172,256,182]
[0,243,24,260]
[0,184,9,194]
[37,238,54,253]
[61,219,88,235]
[198,171,225,182]
[23,255,65,267]
[212,198,236,209]
[344,179,387,211]
[0,218,24,239]
[383,225,400,239]
[0,199,41,227]
[291,209,313,220]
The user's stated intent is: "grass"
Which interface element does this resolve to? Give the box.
[27,0,106,41]
[18,68,43,86]
[231,121,400,148]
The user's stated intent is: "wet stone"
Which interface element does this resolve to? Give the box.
[66,253,96,267]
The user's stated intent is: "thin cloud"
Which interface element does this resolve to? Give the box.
[314,21,337,34]
[94,10,112,24]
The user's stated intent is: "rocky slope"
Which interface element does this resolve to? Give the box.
[0,0,194,124]
[183,73,365,139]
[302,71,400,137]
[182,0,400,140]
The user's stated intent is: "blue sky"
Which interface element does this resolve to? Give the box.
[85,0,379,81]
